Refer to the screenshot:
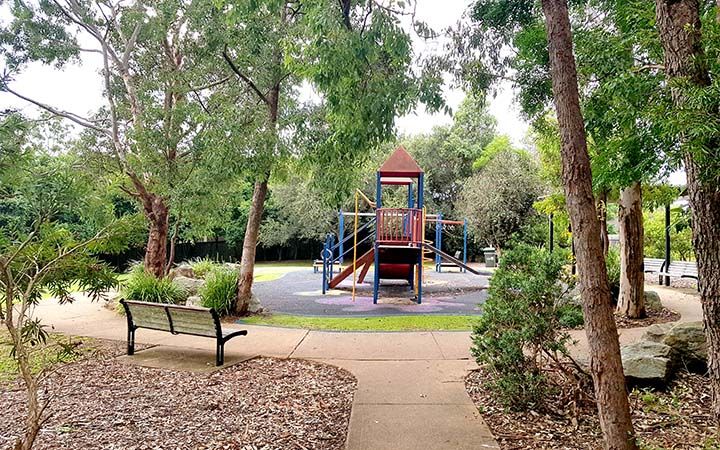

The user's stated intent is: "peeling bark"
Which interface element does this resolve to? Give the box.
[541,0,637,448]
[234,178,269,314]
[617,182,645,318]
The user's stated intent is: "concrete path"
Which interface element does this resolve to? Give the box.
[34,298,497,450]
[33,284,701,450]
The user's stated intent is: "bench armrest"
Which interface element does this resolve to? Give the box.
[221,329,248,344]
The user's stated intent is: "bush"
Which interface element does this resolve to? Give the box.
[606,246,621,301]
[472,244,575,409]
[122,266,187,304]
[200,268,238,316]
[189,257,217,279]
[557,303,584,328]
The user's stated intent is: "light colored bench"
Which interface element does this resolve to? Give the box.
[120,300,247,366]
[658,261,699,288]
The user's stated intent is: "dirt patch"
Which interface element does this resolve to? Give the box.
[466,367,716,449]
[614,306,681,329]
[1,340,356,449]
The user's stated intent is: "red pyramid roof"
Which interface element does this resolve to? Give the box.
[378,146,424,177]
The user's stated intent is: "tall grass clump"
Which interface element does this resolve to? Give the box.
[122,265,186,304]
[189,257,217,279]
[200,268,238,316]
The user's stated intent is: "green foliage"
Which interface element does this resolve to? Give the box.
[121,266,186,304]
[644,208,694,261]
[459,149,544,250]
[189,258,217,280]
[200,268,238,316]
[471,244,574,409]
[606,246,621,300]
[557,303,584,328]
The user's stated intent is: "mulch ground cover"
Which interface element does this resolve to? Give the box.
[614,306,681,329]
[466,367,716,449]
[1,339,356,449]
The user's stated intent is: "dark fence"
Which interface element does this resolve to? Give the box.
[99,238,324,271]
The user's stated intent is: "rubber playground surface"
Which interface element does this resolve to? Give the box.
[252,266,490,316]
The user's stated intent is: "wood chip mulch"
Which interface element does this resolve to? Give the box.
[1,339,356,449]
[466,366,717,449]
[614,306,681,329]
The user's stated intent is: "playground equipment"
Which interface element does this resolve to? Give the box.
[319,146,481,304]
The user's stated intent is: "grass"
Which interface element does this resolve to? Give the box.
[0,332,93,384]
[239,314,478,331]
[253,260,311,282]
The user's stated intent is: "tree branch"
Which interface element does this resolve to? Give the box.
[2,86,110,135]
[222,47,269,105]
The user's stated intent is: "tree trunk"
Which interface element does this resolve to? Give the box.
[165,219,180,277]
[597,190,609,255]
[541,0,637,448]
[142,195,169,279]
[617,182,645,318]
[655,0,720,421]
[234,178,269,314]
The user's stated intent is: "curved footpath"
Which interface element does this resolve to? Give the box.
[34,285,701,450]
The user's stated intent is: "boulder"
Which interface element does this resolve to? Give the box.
[247,296,263,314]
[642,323,673,343]
[186,296,203,307]
[662,321,706,369]
[644,291,662,311]
[621,341,674,384]
[170,264,195,279]
[172,276,205,297]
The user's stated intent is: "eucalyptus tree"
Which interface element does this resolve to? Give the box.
[458,1,637,447]
[195,0,444,314]
[0,0,222,278]
[654,0,720,421]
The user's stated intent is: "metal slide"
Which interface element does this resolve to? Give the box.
[422,243,483,275]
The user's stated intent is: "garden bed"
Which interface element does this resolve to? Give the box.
[1,339,356,449]
[466,366,716,449]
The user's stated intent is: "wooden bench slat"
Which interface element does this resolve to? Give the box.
[166,308,216,337]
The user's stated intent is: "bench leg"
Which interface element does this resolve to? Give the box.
[127,327,135,356]
[216,342,224,366]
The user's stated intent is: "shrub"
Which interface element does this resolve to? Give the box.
[189,257,217,279]
[200,268,238,316]
[557,302,584,328]
[606,246,621,301]
[122,266,186,304]
[472,244,575,409]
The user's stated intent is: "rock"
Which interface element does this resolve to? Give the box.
[642,323,674,343]
[186,296,203,307]
[645,291,662,311]
[170,264,195,279]
[621,341,674,384]
[247,296,263,314]
[663,321,707,369]
[172,276,205,297]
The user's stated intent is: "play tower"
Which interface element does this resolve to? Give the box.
[320,146,480,304]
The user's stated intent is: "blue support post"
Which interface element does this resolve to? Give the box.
[417,173,424,304]
[321,237,329,294]
[329,234,335,276]
[373,172,382,304]
[463,219,468,273]
[338,211,345,265]
[435,212,443,272]
[408,183,414,208]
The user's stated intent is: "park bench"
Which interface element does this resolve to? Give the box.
[313,259,343,273]
[437,250,463,271]
[658,260,699,289]
[644,258,665,283]
[119,300,248,366]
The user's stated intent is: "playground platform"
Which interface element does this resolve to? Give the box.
[254,265,491,316]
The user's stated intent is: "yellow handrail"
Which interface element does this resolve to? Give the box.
[356,189,376,209]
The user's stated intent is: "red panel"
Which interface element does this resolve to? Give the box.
[378,146,424,177]
[378,263,412,280]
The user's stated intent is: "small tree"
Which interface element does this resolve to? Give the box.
[472,244,579,409]
[0,115,121,450]
[459,149,543,253]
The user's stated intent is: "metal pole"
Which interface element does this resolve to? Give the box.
[665,204,671,286]
[338,211,344,265]
[417,173,424,304]
[374,172,382,304]
[463,219,468,273]
[436,212,443,272]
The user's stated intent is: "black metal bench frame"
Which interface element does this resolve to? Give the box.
[119,299,248,366]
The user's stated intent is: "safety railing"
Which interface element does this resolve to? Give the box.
[376,208,423,244]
